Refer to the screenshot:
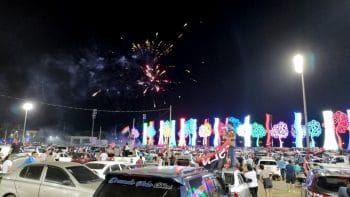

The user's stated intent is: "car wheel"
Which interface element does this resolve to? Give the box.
[5,194,16,197]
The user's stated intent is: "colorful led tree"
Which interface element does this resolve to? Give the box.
[293,112,304,148]
[271,121,289,148]
[185,118,197,146]
[147,121,156,145]
[158,121,165,145]
[170,120,176,147]
[237,115,252,147]
[307,120,322,148]
[178,118,187,147]
[347,109,350,151]
[142,122,148,145]
[198,120,212,146]
[290,124,306,147]
[162,120,170,144]
[213,118,220,147]
[252,122,266,147]
[265,113,272,147]
[333,111,349,149]
[323,111,338,150]
[130,127,140,145]
[227,116,241,132]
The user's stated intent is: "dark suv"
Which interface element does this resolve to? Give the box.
[93,166,228,197]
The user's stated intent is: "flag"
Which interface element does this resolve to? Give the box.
[121,126,130,134]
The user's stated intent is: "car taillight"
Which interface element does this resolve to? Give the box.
[307,187,331,197]
[232,192,239,197]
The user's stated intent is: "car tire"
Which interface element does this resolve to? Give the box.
[5,194,16,197]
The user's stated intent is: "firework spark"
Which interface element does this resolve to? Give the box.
[137,64,170,95]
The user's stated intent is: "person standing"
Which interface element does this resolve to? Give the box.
[277,157,286,180]
[225,122,236,168]
[136,156,144,168]
[244,164,258,197]
[260,164,272,197]
[99,150,108,161]
[285,160,296,192]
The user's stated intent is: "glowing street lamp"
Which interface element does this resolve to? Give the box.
[22,102,33,143]
[293,54,309,148]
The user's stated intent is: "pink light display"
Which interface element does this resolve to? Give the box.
[271,121,289,148]
[333,111,349,149]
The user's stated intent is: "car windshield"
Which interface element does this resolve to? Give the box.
[66,166,101,183]
[260,161,276,165]
[95,177,179,197]
[316,176,349,192]
[86,163,106,170]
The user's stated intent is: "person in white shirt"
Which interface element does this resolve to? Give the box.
[99,150,109,161]
[1,155,13,174]
[244,164,258,197]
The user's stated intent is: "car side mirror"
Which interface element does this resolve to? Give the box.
[62,180,73,186]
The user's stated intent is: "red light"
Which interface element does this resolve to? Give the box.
[233,192,239,197]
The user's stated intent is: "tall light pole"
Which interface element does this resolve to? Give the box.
[293,54,309,148]
[91,109,97,138]
[22,102,33,144]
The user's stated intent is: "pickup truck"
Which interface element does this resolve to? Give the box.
[113,150,143,165]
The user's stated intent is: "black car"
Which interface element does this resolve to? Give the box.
[93,166,228,197]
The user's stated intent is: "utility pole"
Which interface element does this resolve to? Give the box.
[91,109,97,137]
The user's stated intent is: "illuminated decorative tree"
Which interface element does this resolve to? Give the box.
[185,119,197,146]
[213,118,221,147]
[265,113,272,147]
[178,118,187,147]
[307,120,322,148]
[347,110,350,151]
[252,122,266,147]
[293,112,304,148]
[227,116,241,132]
[162,120,172,145]
[198,120,212,146]
[323,111,338,150]
[131,128,139,144]
[237,115,252,147]
[147,121,156,145]
[333,111,349,149]
[271,121,289,148]
[291,125,306,147]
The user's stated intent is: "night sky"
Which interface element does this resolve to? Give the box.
[1,1,350,142]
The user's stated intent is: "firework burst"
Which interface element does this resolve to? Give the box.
[137,64,170,95]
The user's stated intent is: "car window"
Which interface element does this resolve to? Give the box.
[66,166,101,183]
[111,164,121,172]
[260,161,276,165]
[86,163,106,170]
[19,165,44,180]
[316,176,349,192]
[95,176,179,197]
[45,165,73,186]
[188,176,209,196]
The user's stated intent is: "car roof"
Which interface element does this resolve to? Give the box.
[313,167,350,177]
[109,166,207,179]
[35,161,84,168]
[86,161,123,165]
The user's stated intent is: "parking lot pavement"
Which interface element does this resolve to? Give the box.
[257,179,302,197]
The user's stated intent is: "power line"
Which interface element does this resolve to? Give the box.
[0,94,170,113]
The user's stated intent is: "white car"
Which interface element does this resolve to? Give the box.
[55,153,72,162]
[85,161,132,179]
[256,157,281,179]
[0,162,102,197]
[221,168,251,197]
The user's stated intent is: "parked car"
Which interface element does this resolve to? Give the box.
[221,168,251,197]
[85,161,133,179]
[55,152,72,162]
[301,167,350,197]
[93,166,229,197]
[0,162,102,197]
[256,157,281,180]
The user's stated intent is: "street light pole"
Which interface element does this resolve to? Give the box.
[300,72,309,148]
[91,109,97,137]
[22,102,33,144]
[293,54,309,149]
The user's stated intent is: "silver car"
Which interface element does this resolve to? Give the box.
[221,168,251,197]
[0,162,102,197]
